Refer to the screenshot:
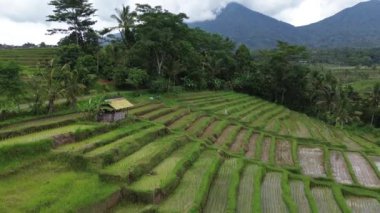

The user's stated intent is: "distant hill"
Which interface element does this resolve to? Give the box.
[190,1,380,49]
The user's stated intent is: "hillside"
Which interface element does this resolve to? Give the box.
[0,48,56,68]
[300,0,380,48]
[190,0,380,49]
[0,91,379,212]
[189,3,302,49]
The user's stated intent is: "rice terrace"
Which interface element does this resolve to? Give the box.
[1,0,380,212]
[0,91,379,212]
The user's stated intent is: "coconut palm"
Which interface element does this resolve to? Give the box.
[110,5,137,48]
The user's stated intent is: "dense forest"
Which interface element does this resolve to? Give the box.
[0,0,379,128]
[310,48,380,67]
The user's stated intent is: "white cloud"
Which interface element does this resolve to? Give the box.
[0,0,369,45]
[0,17,62,45]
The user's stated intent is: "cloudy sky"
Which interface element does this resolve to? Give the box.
[0,0,368,45]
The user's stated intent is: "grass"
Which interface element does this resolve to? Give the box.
[0,162,118,213]
[289,180,311,213]
[129,103,163,116]
[169,112,203,130]
[0,48,56,69]
[1,90,380,212]
[203,158,241,213]
[281,173,298,213]
[332,185,351,213]
[253,166,264,213]
[0,124,98,148]
[237,164,260,213]
[254,133,265,160]
[261,172,289,213]
[55,121,151,154]
[154,108,189,124]
[141,107,175,120]
[128,142,201,192]
[0,113,83,134]
[0,152,49,176]
[226,159,245,212]
[83,125,166,159]
[348,79,380,93]
[311,186,342,213]
[101,134,187,181]
[187,116,214,137]
[158,151,221,212]
[215,125,241,148]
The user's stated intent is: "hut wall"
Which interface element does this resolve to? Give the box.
[98,113,114,122]
[114,111,126,121]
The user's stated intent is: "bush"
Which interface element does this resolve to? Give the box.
[150,77,170,93]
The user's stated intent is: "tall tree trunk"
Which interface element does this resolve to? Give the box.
[48,95,55,114]
[371,112,375,126]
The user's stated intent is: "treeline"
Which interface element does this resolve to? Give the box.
[0,0,379,128]
[310,48,380,67]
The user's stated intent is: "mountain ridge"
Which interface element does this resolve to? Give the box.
[190,1,380,49]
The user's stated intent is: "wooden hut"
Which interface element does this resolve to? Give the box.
[97,98,134,122]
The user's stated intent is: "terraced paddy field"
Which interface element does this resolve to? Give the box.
[1,90,379,212]
[0,48,56,68]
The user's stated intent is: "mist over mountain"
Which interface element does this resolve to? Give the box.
[190,1,380,49]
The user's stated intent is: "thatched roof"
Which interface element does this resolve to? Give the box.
[101,98,134,111]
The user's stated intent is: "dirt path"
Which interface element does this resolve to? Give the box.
[298,147,326,178]
[245,134,259,158]
[330,151,353,184]
[347,152,380,188]
[275,140,293,166]
[229,129,248,153]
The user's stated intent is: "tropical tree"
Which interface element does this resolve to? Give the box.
[0,62,24,109]
[61,64,86,108]
[47,0,98,52]
[110,5,137,48]
[37,60,65,113]
[368,83,380,126]
[133,4,189,77]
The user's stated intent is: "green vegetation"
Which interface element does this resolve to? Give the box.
[261,172,289,213]
[0,48,56,68]
[0,91,379,212]
[128,142,201,196]
[0,124,97,148]
[311,187,342,213]
[0,162,118,212]
[0,0,379,212]
[101,134,188,182]
[158,151,220,212]
[237,164,260,213]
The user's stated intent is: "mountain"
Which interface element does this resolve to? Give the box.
[189,3,302,49]
[190,1,380,49]
[299,0,380,48]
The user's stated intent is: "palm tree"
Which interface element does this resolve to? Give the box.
[110,5,136,48]
[61,64,86,108]
[38,59,64,113]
